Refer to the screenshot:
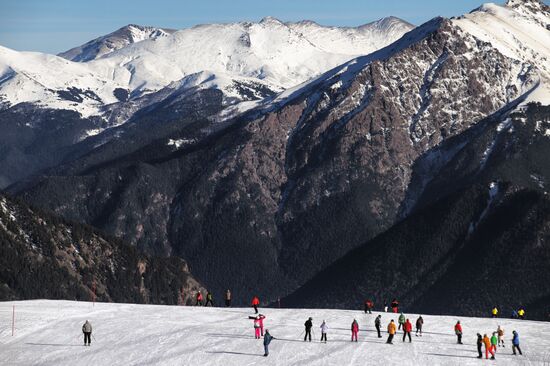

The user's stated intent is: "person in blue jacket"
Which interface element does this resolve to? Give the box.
[264,329,275,356]
[512,330,523,356]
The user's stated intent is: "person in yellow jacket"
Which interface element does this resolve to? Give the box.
[491,306,499,318]
[518,308,525,319]
[386,319,397,344]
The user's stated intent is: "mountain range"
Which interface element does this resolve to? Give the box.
[0,0,549,318]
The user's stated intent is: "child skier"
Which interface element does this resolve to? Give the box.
[351,319,359,342]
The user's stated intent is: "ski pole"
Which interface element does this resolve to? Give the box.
[92,334,97,341]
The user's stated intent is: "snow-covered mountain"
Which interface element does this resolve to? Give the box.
[0,17,414,122]
[2,301,549,365]
[58,24,176,62]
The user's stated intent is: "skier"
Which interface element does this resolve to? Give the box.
[375,315,382,338]
[511,309,519,319]
[263,329,274,356]
[205,291,214,307]
[398,313,406,331]
[512,330,523,355]
[251,296,260,314]
[483,334,495,359]
[351,319,359,342]
[258,314,266,336]
[476,333,483,358]
[402,318,412,342]
[304,317,313,342]
[518,308,525,320]
[225,289,231,307]
[320,320,328,343]
[390,299,399,313]
[253,315,262,339]
[386,319,396,344]
[497,325,505,347]
[364,299,374,314]
[491,332,498,355]
[415,316,423,336]
[82,320,92,346]
[454,321,463,344]
[384,303,388,312]
[195,291,203,306]
[491,306,499,318]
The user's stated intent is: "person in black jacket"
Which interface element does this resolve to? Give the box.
[263,329,275,356]
[375,315,382,338]
[476,333,483,358]
[304,317,313,342]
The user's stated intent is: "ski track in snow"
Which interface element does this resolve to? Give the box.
[1,300,549,365]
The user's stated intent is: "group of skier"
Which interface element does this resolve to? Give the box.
[492,305,527,320]
[475,325,523,360]
[194,289,232,307]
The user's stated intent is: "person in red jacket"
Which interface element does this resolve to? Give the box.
[402,319,413,342]
[454,321,463,344]
[195,291,203,306]
[364,299,374,314]
[390,299,399,313]
[258,314,266,336]
[351,319,359,342]
[251,296,260,314]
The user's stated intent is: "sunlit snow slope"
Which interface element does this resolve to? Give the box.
[1,301,549,365]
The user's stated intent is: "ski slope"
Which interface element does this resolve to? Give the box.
[1,300,549,365]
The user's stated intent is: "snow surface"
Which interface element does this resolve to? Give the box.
[1,300,549,365]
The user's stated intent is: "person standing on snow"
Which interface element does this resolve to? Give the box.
[82,320,92,346]
[490,332,498,355]
[476,333,483,358]
[195,291,203,306]
[375,315,382,338]
[483,334,495,359]
[205,291,214,307]
[263,329,275,356]
[415,316,424,336]
[390,299,399,313]
[351,319,359,342]
[304,317,313,342]
[518,308,525,320]
[497,325,505,347]
[225,289,231,307]
[386,319,396,344]
[398,313,406,331]
[512,330,523,355]
[320,320,328,343]
[364,299,374,314]
[253,315,262,339]
[258,314,266,336]
[251,296,260,314]
[454,321,463,344]
[402,319,412,342]
[491,306,499,318]
[384,303,388,312]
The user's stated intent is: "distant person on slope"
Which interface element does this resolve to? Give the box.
[476,333,483,358]
[320,320,328,343]
[491,306,499,318]
[252,315,262,339]
[491,332,498,355]
[454,321,463,344]
[251,296,260,314]
[195,291,203,306]
[512,330,523,355]
[82,320,92,346]
[511,309,519,319]
[351,319,359,342]
[518,307,525,320]
[387,319,396,344]
[398,313,406,331]
[402,319,412,343]
[384,303,388,313]
[205,291,214,307]
[497,325,505,347]
[263,329,275,356]
[375,315,382,338]
[390,299,399,313]
[415,316,424,336]
[364,299,374,314]
[483,334,495,359]
[304,317,313,342]
[225,289,231,307]
[258,314,266,336]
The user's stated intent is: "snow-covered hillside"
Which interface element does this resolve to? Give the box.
[1,300,549,365]
[0,17,414,121]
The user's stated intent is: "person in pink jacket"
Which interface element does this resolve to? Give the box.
[258,314,266,336]
[253,316,261,339]
[351,319,359,342]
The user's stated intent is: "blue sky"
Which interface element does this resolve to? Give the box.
[0,0,530,54]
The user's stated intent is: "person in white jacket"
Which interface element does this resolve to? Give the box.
[320,320,328,343]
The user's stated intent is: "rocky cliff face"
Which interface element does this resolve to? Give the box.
[0,194,204,304]
[14,16,543,306]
